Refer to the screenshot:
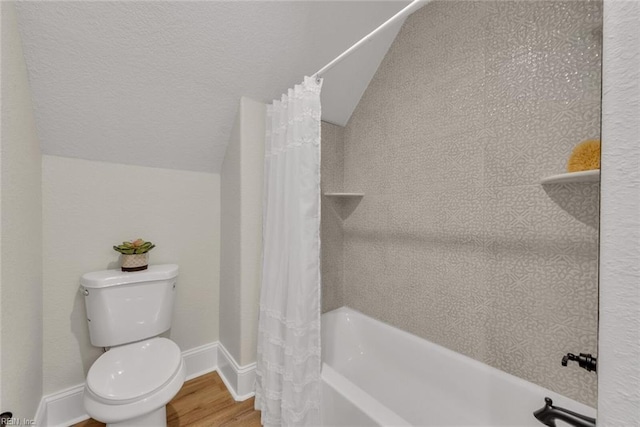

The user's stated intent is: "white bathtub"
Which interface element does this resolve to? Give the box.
[320,307,596,426]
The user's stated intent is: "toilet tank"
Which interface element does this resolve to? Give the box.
[80,264,179,347]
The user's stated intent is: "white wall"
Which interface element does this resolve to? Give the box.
[0,1,43,418]
[220,97,265,367]
[238,98,265,366]
[42,155,220,394]
[598,1,640,424]
[220,102,242,362]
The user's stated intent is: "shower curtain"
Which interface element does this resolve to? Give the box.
[255,76,323,426]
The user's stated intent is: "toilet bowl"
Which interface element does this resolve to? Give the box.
[80,264,185,426]
[83,338,186,426]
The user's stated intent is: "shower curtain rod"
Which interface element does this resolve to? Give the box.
[313,0,430,80]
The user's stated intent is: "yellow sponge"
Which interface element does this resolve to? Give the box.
[567,139,600,172]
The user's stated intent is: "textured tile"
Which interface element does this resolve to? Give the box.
[483,1,602,127]
[484,315,597,406]
[343,108,394,196]
[388,190,439,237]
[485,185,542,241]
[484,103,601,187]
[534,256,599,332]
[435,187,485,238]
[483,1,602,56]
[362,2,489,143]
[343,235,388,315]
[321,121,345,313]
[484,50,601,127]
[336,0,601,408]
[412,77,486,139]
[321,203,343,313]
[528,1,603,50]
[435,131,486,189]
[412,20,486,91]
[528,322,598,406]
[541,182,600,231]
[320,122,344,194]
[387,140,439,196]
[486,247,598,331]
[343,194,390,237]
[485,184,598,246]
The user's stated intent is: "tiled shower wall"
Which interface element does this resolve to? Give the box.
[322,1,601,406]
[321,122,345,313]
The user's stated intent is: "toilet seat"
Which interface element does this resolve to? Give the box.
[87,337,182,404]
[84,337,186,425]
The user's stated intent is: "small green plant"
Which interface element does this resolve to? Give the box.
[113,238,155,255]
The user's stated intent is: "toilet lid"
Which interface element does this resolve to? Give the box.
[87,337,182,402]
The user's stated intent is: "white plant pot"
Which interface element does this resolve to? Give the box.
[121,253,149,272]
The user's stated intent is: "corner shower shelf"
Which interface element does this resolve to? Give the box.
[323,192,365,197]
[540,170,600,185]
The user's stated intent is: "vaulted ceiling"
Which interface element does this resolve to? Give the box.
[16,1,410,173]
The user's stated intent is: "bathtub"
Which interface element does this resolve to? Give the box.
[320,307,596,426]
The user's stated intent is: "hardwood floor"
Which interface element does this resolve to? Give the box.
[74,372,262,427]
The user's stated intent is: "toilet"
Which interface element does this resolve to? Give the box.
[80,264,186,426]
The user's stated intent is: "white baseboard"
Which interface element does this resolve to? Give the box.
[216,343,257,401]
[183,342,218,381]
[36,341,221,427]
[34,394,48,427]
[36,384,86,427]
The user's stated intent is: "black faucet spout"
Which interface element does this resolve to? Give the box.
[533,397,595,427]
[562,353,597,372]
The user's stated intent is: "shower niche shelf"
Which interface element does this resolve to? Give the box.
[540,170,600,185]
[323,192,364,197]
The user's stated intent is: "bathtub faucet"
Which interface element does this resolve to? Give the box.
[562,353,597,372]
[533,397,595,427]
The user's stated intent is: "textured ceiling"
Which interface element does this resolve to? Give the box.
[15,1,410,173]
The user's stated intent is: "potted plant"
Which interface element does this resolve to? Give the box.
[113,239,156,272]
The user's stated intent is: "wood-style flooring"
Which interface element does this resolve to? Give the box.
[74,372,262,427]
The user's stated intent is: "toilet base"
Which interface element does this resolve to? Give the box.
[106,406,166,427]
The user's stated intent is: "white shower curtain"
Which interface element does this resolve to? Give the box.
[255,76,323,426]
